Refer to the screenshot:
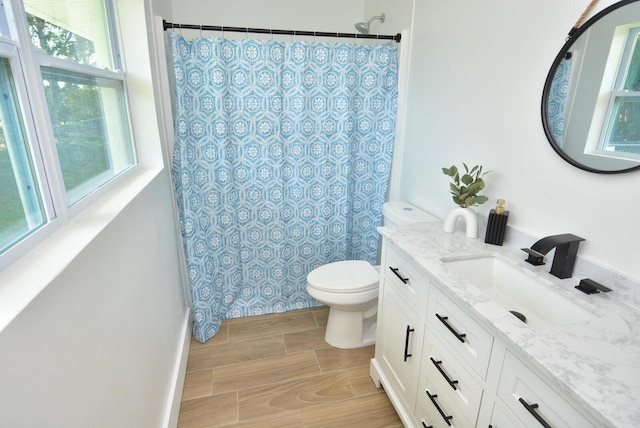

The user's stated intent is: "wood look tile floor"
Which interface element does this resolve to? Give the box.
[177,307,402,428]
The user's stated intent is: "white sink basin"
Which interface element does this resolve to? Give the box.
[441,255,594,329]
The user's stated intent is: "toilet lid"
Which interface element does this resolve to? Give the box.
[307,260,379,293]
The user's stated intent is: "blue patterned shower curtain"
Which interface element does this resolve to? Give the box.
[547,56,573,145]
[170,33,398,343]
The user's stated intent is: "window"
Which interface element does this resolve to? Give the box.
[0,0,135,262]
[0,56,46,254]
[41,67,134,203]
[600,26,640,158]
[25,0,115,69]
[26,0,135,204]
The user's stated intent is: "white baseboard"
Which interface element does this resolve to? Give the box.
[162,310,192,428]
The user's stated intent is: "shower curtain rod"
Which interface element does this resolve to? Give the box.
[162,20,401,42]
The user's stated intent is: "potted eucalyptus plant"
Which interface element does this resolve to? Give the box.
[441,163,490,238]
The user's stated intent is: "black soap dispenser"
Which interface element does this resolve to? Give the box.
[485,199,509,246]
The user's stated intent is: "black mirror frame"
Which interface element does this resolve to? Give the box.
[541,0,640,174]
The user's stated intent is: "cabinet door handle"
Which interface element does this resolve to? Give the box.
[426,390,453,426]
[389,266,409,283]
[519,398,552,428]
[430,357,459,390]
[403,325,415,361]
[422,422,433,428]
[435,313,467,343]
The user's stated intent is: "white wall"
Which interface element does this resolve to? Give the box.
[399,0,640,281]
[365,0,414,35]
[158,0,640,281]
[168,0,365,34]
[150,0,173,20]
[0,174,187,427]
[0,0,189,426]
[166,0,640,281]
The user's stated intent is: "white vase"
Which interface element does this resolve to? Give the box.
[442,206,478,239]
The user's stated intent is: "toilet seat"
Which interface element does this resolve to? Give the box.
[307,260,379,294]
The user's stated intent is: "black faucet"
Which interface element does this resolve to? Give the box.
[521,233,585,279]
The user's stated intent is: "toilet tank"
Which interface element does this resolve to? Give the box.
[382,201,439,226]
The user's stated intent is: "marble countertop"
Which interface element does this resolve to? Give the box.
[378,221,640,428]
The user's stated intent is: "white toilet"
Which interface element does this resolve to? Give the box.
[306,201,439,349]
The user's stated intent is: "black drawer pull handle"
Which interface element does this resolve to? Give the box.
[403,325,415,361]
[519,398,552,428]
[435,313,467,343]
[389,266,409,283]
[430,357,459,390]
[422,422,433,428]
[426,390,453,426]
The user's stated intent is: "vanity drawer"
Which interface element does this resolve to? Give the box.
[382,243,429,309]
[487,401,527,428]
[418,336,484,427]
[415,372,476,428]
[497,351,597,428]
[415,380,464,428]
[427,286,493,379]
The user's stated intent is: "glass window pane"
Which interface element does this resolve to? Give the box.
[0,58,46,253]
[24,0,115,69]
[603,96,640,157]
[41,66,135,205]
[0,8,10,37]
[623,32,640,91]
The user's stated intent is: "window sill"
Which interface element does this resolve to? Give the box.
[0,166,164,332]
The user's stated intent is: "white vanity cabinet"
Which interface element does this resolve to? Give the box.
[371,237,604,428]
[493,351,598,428]
[415,285,492,428]
[371,242,429,425]
[426,286,494,380]
[486,401,527,428]
[377,285,424,416]
[416,333,485,427]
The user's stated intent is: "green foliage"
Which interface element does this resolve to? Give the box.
[27,14,96,65]
[1,14,106,241]
[28,15,108,194]
[442,163,490,208]
[0,145,28,241]
[623,32,640,91]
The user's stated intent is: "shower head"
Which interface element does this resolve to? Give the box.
[354,13,385,34]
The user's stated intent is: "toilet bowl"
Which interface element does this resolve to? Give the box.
[307,260,380,349]
[306,201,439,349]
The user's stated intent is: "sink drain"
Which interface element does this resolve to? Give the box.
[510,310,527,323]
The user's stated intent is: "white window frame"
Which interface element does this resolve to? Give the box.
[33,57,137,209]
[597,25,640,160]
[0,0,139,270]
[0,35,60,265]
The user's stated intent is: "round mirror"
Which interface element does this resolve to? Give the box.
[542,0,640,173]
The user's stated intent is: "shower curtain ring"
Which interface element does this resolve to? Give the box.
[245,27,249,39]
[199,24,203,38]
